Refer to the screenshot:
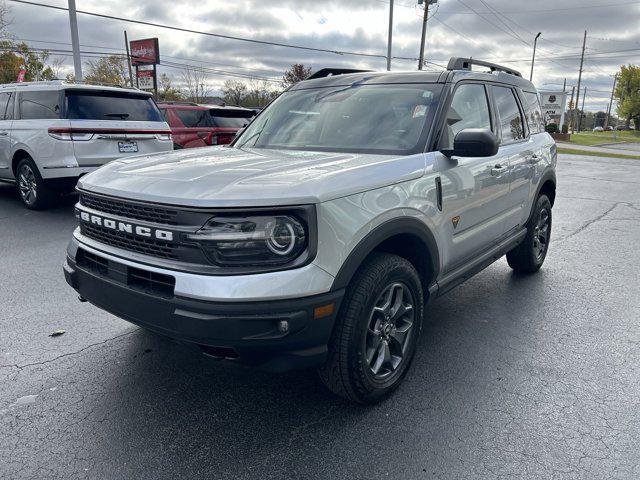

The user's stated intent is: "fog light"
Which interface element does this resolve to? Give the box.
[277,320,289,333]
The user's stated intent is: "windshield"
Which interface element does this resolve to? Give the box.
[235,83,441,154]
[65,91,163,122]
[176,108,255,129]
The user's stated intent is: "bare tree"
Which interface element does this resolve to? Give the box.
[283,64,312,87]
[222,79,248,106]
[158,73,184,101]
[181,66,211,103]
[245,78,280,107]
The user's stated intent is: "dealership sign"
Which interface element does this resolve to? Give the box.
[130,38,160,65]
[540,92,567,117]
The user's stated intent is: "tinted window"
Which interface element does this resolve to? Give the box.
[158,108,168,121]
[441,83,492,150]
[19,91,60,120]
[522,91,545,134]
[0,92,10,120]
[492,86,525,143]
[65,91,162,121]
[237,83,442,155]
[175,108,254,129]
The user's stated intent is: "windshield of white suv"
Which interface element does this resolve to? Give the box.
[235,83,442,154]
[65,91,163,122]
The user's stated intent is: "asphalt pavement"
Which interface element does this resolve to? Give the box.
[1,153,640,479]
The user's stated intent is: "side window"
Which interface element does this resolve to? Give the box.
[0,92,10,120]
[6,93,14,120]
[441,83,491,150]
[18,91,61,120]
[522,91,544,134]
[158,108,168,121]
[492,86,525,143]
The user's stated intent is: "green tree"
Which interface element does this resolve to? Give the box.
[614,65,640,128]
[0,42,56,83]
[84,55,129,87]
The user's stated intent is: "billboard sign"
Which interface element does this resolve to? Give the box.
[540,92,567,117]
[130,38,160,65]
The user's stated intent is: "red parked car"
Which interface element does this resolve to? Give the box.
[157,102,257,149]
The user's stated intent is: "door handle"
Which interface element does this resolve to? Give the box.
[491,164,507,176]
[0,131,8,136]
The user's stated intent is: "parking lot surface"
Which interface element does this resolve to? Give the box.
[1,153,639,479]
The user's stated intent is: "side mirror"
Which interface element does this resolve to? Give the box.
[441,128,498,158]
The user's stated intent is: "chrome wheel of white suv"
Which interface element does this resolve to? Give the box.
[18,163,38,206]
[15,158,55,210]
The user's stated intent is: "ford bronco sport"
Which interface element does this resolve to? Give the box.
[64,58,557,404]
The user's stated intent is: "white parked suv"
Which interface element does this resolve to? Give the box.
[0,81,172,209]
[64,58,557,403]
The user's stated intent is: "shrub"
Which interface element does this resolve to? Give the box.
[561,124,569,134]
[545,123,559,134]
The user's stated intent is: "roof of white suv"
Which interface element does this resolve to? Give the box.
[0,80,151,96]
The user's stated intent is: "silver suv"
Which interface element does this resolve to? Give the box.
[0,81,172,210]
[64,58,556,403]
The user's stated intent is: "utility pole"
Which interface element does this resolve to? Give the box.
[417,0,436,70]
[124,31,134,88]
[387,0,394,71]
[605,74,618,129]
[578,86,587,132]
[530,32,542,82]
[559,78,567,131]
[573,30,587,133]
[68,0,83,81]
[568,86,575,132]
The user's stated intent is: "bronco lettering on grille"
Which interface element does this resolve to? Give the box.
[77,210,174,242]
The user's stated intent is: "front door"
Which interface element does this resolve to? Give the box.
[0,91,13,179]
[436,82,513,273]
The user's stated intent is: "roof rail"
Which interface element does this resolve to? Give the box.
[1,79,67,87]
[307,68,372,80]
[447,57,522,77]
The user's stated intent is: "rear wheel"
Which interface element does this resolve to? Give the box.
[319,253,424,404]
[16,157,56,210]
[506,194,552,273]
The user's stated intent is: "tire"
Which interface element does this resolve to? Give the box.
[15,157,56,210]
[319,253,424,404]
[506,194,552,273]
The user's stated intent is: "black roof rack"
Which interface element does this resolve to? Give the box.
[447,57,522,77]
[307,68,372,80]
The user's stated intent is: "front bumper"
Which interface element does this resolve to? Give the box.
[64,242,344,372]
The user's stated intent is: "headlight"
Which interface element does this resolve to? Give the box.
[185,214,308,267]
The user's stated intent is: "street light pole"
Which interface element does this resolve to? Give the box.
[68,0,83,81]
[387,0,394,71]
[529,32,542,82]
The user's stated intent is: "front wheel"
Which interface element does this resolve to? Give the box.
[319,253,424,404]
[506,194,552,273]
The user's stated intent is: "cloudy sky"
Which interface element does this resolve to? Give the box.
[4,0,640,111]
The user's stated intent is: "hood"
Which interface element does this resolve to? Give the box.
[78,146,427,207]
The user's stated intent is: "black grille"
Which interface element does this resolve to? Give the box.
[76,248,175,298]
[80,193,179,225]
[81,223,178,260]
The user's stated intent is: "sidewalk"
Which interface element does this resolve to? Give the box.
[556,141,640,155]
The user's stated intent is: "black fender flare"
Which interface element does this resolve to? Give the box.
[331,217,440,291]
[526,169,556,224]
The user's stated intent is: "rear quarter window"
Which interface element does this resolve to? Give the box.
[522,92,545,134]
[175,108,255,128]
[65,91,162,121]
[18,91,61,120]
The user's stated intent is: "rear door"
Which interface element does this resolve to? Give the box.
[436,82,513,273]
[63,89,172,167]
[490,85,534,233]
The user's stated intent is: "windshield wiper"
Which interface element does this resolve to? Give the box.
[104,113,130,119]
